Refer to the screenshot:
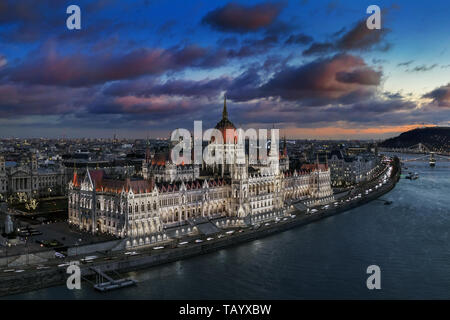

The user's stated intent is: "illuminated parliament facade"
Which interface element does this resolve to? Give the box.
[68,98,334,248]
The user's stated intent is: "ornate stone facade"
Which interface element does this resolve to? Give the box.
[0,154,66,199]
[68,100,334,248]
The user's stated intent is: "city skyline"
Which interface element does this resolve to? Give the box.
[0,0,449,140]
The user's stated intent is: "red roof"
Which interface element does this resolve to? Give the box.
[74,170,154,194]
[300,164,328,171]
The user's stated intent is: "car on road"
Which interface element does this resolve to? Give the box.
[81,255,98,263]
[55,252,65,258]
[57,263,70,268]
[36,266,50,270]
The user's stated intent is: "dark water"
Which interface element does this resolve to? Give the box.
[6,154,450,299]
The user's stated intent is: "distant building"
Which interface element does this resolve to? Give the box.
[0,154,66,198]
[327,150,379,186]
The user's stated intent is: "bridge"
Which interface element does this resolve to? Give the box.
[380,143,450,163]
[399,153,450,163]
[380,143,433,154]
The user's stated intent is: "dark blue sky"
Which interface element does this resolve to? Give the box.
[0,0,449,139]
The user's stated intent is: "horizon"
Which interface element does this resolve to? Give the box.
[0,120,446,141]
[1,0,449,140]
[1,124,447,142]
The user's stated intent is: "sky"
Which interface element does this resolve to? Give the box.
[0,0,449,140]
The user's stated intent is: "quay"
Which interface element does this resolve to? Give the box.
[0,164,400,297]
[89,267,136,292]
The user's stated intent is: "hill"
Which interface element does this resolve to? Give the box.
[380,127,450,152]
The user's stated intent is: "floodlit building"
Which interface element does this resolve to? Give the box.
[68,98,334,248]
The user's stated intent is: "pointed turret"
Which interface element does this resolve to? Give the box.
[145,137,151,164]
[222,94,228,119]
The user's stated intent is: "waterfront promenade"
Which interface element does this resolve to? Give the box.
[0,162,399,297]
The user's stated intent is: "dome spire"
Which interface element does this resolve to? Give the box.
[222,94,228,119]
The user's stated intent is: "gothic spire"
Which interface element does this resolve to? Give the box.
[222,94,228,119]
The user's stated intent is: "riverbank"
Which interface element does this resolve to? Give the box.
[0,165,400,297]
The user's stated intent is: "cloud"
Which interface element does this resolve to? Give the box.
[336,67,382,85]
[397,60,414,67]
[227,34,279,58]
[423,83,450,107]
[0,82,91,118]
[225,96,419,129]
[337,19,389,51]
[228,53,381,105]
[407,64,438,72]
[104,77,232,98]
[285,33,313,45]
[302,42,334,56]
[202,2,284,33]
[383,91,404,99]
[303,19,390,55]
[8,44,227,87]
[0,55,6,68]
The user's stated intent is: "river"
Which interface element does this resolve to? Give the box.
[6,153,450,299]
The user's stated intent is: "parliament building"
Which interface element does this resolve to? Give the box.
[68,98,334,248]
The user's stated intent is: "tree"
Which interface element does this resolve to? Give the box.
[25,199,39,212]
[17,192,27,203]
